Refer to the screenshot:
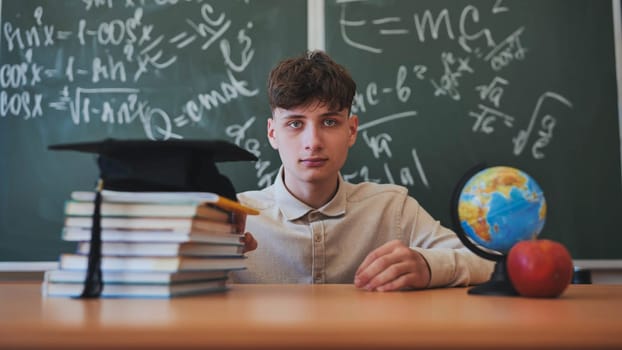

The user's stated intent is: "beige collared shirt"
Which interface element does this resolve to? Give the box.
[232,168,493,287]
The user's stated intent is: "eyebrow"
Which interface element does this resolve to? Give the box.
[280,111,347,120]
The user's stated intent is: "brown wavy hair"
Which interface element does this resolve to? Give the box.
[267,50,356,114]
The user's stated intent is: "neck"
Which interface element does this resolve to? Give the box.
[283,173,339,209]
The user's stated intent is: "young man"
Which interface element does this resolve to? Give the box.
[233,50,493,291]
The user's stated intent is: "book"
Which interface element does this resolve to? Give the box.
[62,227,244,244]
[71,190,259,215]
[42,279,228,298]
[64,201,229,222]
[64,216,236,233]
[44,269,235,284]
[76,241,244,257]
[60,254,247,272]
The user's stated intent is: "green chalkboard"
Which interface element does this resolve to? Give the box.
[0,0,306,261]
[325,0,621,259]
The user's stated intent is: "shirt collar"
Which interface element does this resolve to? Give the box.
[274,166,347,221]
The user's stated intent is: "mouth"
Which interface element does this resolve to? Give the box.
[300,157,328,167]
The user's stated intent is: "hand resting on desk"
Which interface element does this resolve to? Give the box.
[354,240,431,292]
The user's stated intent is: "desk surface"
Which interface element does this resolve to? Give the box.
[1,283,621,350]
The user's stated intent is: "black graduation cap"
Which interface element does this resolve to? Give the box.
[49,138,257,298]
[50,138,257,199]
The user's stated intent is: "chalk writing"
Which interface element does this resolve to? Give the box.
[1,1,266,137]
[0,0,587,197]
[430,52,473,101]
[225,116,278,189]
[513,92,572,159]
[362,131,392,159]
[469,104,515,134]
[345,115,429,189]
[475,76,507,108]
[331,0,580,194]
[484,27,526,71]
[352,64,427,114]
[0,0,310,197]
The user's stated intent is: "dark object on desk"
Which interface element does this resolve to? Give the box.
[48,139,258,298]
[572,267,592,284]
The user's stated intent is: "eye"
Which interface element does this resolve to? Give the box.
[287,120,303,129]
[323,119,338,127]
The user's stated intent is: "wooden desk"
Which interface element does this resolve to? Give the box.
[1,283,621,350]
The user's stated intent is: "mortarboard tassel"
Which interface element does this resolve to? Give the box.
[78,179,104,298]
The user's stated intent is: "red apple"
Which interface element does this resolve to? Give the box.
[507,239,574,298]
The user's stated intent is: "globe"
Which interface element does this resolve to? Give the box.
[457,166,546,254]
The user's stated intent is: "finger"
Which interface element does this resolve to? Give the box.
[231,212,247,233]
[355,240,401,276]
[355,248,404,288]
[374,253,431,291]
[361,259,411,291]
[240,232,258,253]
[375,272,418,292]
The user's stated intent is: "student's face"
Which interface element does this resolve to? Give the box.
[268,102,358,190]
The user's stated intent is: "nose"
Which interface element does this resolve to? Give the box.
[303,124,323,151]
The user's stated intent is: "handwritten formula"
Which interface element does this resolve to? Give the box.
[330,0,585,191]
[1,0,307,191]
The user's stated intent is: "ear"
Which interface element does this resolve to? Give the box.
[267,117,278,150]
[347,114,359,147]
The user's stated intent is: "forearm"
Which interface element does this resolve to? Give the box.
[414,247,494,288]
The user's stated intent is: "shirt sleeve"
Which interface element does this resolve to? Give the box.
[401,195,494,288]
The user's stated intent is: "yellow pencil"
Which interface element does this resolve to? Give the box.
[215,196,259,215]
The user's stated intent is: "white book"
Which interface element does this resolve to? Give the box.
[62,227,243,244]
[72,190,221,203]
[60,254,247,272]
[76,241,244,257]
[71,190,258,215]
[64,201,230,222]
[42,279,228,298]
[44,269,235,284]
[64,216,236,233]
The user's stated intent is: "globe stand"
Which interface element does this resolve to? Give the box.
[467,258,518,296]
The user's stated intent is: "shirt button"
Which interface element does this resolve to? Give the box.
[314,234,322,242]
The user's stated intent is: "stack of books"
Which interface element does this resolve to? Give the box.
[43,190,255,298]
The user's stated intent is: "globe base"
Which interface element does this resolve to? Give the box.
[468,259,519,296]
